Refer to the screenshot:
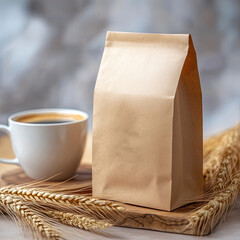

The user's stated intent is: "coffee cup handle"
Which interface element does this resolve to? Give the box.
[0,124,20,165]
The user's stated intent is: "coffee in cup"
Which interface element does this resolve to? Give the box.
[0,108,88,181]
[15,112,85,124]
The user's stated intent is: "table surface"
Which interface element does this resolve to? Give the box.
[0,135,239,240]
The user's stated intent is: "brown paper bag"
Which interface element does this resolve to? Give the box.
[93,32,203,211]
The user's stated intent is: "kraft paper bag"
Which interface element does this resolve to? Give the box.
[93,32,203,211]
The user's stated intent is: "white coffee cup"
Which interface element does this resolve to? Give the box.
[0,108,88,180]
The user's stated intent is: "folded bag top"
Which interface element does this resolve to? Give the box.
[93,32,202,211]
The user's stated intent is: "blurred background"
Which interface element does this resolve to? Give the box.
[0,0,239,136]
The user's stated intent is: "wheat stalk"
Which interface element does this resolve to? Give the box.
[43,210,112,230]
[190,171,240,235]
[212,131,239,192]
[191,125,240,235]
[203,127,239,189]
[0,186,125,219]
[0,194,61,240]
[203,127,236,160]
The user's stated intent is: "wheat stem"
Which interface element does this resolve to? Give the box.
[190,172,240,235]
[43,210,112,230]
[0,194,61,240]
[203,128,239,189]
[192,125,240,235]
[203,127,236,160]
[0,186,124,214]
